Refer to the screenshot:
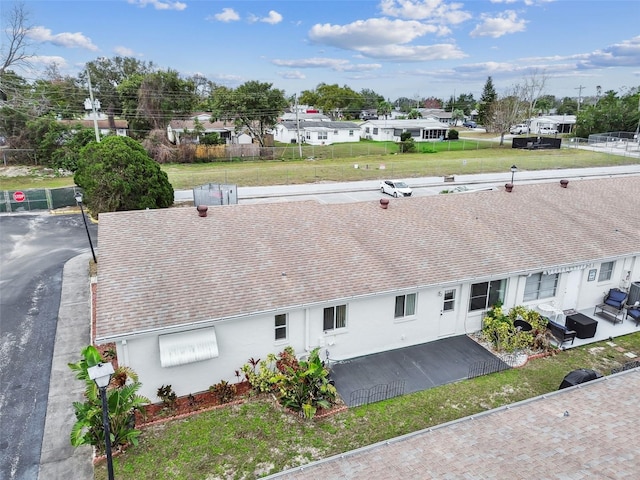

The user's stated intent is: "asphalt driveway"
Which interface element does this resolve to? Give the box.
[331,335,507,406]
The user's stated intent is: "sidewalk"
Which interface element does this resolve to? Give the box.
[38,253,93,480]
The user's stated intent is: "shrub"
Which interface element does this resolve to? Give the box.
[448,129,459,140]
[240,347,337,419]
[482,304,550,353]
[209,380,237,404]
[157,385,177,410]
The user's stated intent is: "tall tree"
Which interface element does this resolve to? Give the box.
[300,83,360,120]
[377,100,393,119]
[80,56,155,125]
[74,136,174,214]
[521,70,548,120]
[477,77,497,127]
[575,88,640,137]
[488,88,526,144]
[423,97,443,109]
[210,81,288,146]
[0,2,34,76]
[557,97,578,115]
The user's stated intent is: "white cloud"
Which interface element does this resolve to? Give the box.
[127,0,187,11]
[310,18,442,49]
[114,46,135,57]
[272,57,382,72]
[28,26,98,51]
[278,70,306,80]
[261,10,283,25]
[379,0,472,24]
[358,43,466,61]
[30,55,68,69]
[469,10,527,38]
[210,8,240,22]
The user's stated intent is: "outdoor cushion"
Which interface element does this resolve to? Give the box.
[605,289,627,308]
[547,319,567,332]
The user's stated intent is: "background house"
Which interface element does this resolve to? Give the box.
[59,116,129,137]
[529,115,577,134]
[273,120,361,145]
[95,177,640,400]
[361,118,450,142]
[167,113,252,145]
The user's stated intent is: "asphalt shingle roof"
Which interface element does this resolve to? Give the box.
[96,176,640,341]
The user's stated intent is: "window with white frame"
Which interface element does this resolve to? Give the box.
[349,130,354,136]
[323,304,346,331]
[373,128,379,135]
[524,273,558,301]
[469,279,507,311]
[598,261,614,282]
[306,131,311,140]
[275,313,287,341]
[318,131,327,140]
[395,293,416,318]
[443,289,455,312]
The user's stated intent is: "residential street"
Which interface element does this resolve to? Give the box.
[0,214,97,480]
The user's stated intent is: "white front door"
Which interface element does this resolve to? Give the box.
[562,270,581,311]
[439,287,458,337]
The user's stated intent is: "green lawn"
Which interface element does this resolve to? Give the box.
[94,332,640,480]
[0,142,632,191]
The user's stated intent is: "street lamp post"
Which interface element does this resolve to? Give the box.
[510,165,518,185]
[74,192,97,264]
[88,362,115,480]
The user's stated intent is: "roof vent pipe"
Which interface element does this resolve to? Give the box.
[197,205,208,217]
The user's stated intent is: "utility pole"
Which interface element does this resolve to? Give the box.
[575,85,585,112]
[87,69,100,142]
[294,94,302,159]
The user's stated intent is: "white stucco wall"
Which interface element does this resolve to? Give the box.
[118,254,639,400]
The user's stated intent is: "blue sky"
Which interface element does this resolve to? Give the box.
[14,0,640,101]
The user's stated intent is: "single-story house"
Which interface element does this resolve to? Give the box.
[59,116,129,137]
[167,113,252,145]
[279,112,331,122]
[361,119,450,142]
[95,177,640,400]
[419,109,455,125]
[272,120,361,145]
[529,115,576,135]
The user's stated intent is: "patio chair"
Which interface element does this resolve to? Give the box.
[603,288,628,310]
[626,302,640,327]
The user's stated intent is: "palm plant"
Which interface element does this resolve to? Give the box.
[68,345,150,452]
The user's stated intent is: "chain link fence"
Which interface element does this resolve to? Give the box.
[0,186,80,213]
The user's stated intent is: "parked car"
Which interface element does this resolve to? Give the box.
[510,124,528,135]
[380,180,412,197]
[462,120,477,128]
[538,127,558,135]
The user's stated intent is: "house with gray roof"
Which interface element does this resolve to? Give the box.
[95,177,640,400]
[273,120,361,145]
[361,119,450,142]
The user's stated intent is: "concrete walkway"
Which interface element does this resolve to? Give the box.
[38,253,93,480]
